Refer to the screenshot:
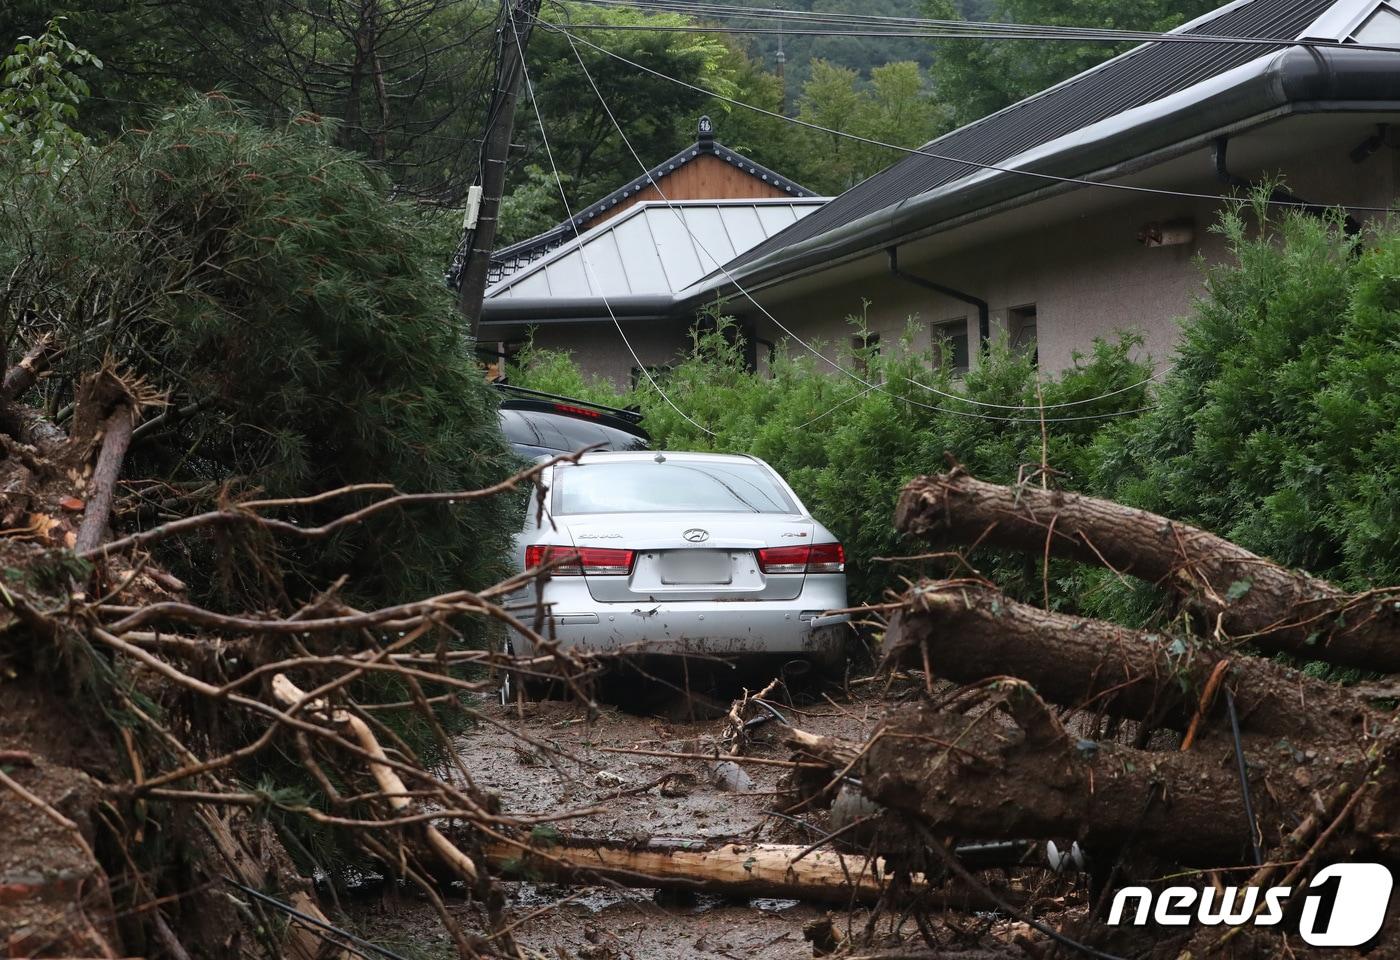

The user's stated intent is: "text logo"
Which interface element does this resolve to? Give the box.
[1107,863,1392,947]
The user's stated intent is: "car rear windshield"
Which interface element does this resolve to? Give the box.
[552,460,797,514]
[499,409,648,454]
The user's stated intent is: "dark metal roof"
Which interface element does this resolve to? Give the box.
[489,117,816,285]
[722,0,1336,274]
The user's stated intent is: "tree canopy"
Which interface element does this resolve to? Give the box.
[1,71,518,609]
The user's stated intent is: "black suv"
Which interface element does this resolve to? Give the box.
[494,384,650,459]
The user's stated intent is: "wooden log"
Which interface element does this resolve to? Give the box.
[196,804,344,960]
[896,470,1400,672]
[270,674,479,883]
[75,403,135,552]
[479,834,1016,910]
[885,580,1370,743]
[789,700,1395,868]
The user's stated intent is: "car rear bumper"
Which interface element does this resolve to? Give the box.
[509,600,851,663]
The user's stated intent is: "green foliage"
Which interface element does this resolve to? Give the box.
[692,0,939,91]
[516,3,744,223]
[512,318,1151,601]
[496,164,572,246]
[0,96,517,609]
[795,59,947,192]
[1095,200,1400,590]
[0,17,100,174]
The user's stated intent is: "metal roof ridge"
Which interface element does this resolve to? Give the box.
[560,137,818,231]
[488,137,816,272]
[1301,0,1392,38]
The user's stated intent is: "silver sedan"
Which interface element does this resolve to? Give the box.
[504,451,850,694]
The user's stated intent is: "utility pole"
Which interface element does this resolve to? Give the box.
[456,0,543,340]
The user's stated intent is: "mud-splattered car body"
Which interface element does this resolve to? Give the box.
[505,451,850,684]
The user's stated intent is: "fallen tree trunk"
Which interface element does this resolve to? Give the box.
[270,674,479,883]
[884,580,1370,743]
[896,470,1400,671]
[478,834,1017,909]
[788,696,1396,867]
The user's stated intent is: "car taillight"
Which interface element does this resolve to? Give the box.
[807,542,845,573]
[525,544,634,576]
[755,543,844,575]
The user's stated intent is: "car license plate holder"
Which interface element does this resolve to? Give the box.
[660,550,733,584]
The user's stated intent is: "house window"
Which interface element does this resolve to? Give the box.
[851,331,881,372]
[931,318,970,375]
[1008,304,1037,365]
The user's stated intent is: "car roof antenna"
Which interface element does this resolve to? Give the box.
[654,452,666,463]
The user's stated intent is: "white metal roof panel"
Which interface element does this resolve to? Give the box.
[486,198,827,301]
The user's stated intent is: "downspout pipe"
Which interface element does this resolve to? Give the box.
[1212,135,1361,235]
[887,246,990,350]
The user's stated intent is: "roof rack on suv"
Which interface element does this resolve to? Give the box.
[492,382,645,426]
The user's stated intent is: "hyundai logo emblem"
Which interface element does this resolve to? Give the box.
[683,528,709,543]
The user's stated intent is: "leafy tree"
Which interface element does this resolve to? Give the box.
[795,60,863,188]
[497,164,573,246]
[0,17,100,174]
[0,96,518,609]
[689,0,939,93]
[511,3,747,223]
[795,59,945,192]
[2,0,502,201]
[924,0,1219,127]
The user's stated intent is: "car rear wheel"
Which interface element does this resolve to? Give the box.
[498,636,569,705]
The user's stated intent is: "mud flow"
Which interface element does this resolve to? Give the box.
[355,677,1068,960]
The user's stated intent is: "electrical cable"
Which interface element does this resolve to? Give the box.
[567,0,1400,54]
[906,370,1162,410]
[553,16,1162,426]
[1225,688,1265,867]
[541,16,1398,216]
[508,14,719,437]
[912,824,1131,960]
[553,20,1400,51]
[222,876,414,960]
[796,380,884,428]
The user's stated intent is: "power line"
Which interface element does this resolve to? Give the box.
[566,0,1400,55]
[539,16,1398,216]
[555,19,1160,426]
[555,20,1400,51]
[223,877,413,960]
[508,15,718,437]
[907,370,1162,410]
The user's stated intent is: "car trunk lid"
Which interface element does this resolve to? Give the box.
[564,515,813,602]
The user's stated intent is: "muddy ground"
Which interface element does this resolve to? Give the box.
[353,676,1055,960]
